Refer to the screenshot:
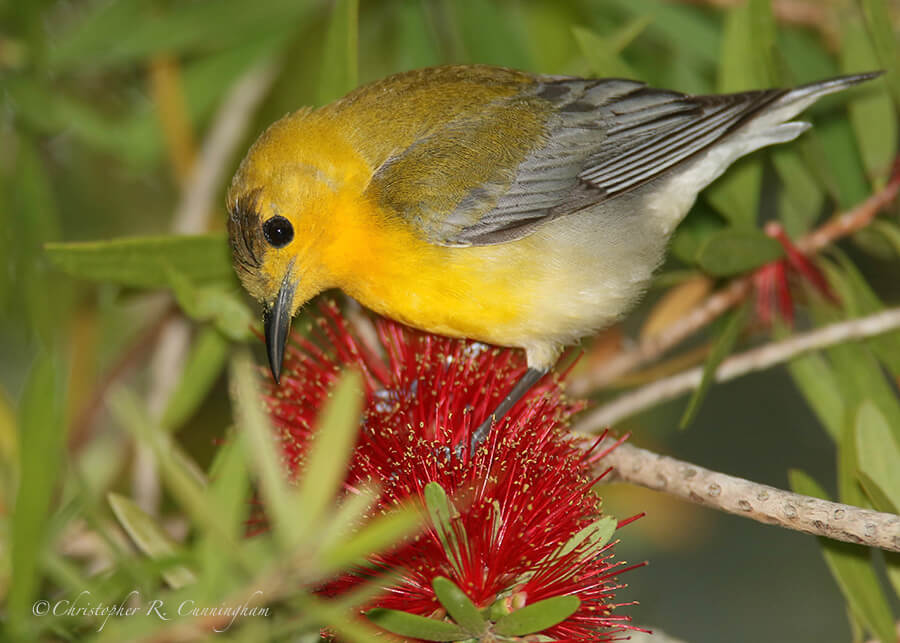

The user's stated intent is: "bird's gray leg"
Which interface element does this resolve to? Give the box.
[463,367,548,455]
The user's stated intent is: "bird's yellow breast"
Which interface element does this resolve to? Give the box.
[321,193,537,344]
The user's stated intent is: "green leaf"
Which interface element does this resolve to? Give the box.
[494,595,580,637]
[104,389,267,586]
[445,0,532,69]
[555,515,617,561]
[572,16,651,78]
[842,18,897,183]
[747,0,778,85]
[819,262,900,438]
[703,0,773,227]
[858,0,900,108]
[160,327,230,431]
[606,0,721,66]
[695,229,783,276]
[823,251,900,377]
[855,402,900,511]
[293,370,364,537]
[8,354,65,636]
[229,350,295,549]
[789,470,896,643]
[366,608,468,641]
[816,116,870,209]
[198,436,251,586]
[680,303,748,428]
[166,269,254,341]
[432,577,486,635]
[316,0,358,105]
[45,234,233,288]
[670,205,726,265]
[772,147,824,236]
[47,0,310,71]
[321,502,420,573]
[424,482,465,578]
[107,493,196,589]
[839,401,868,509]
[786,352,845,441]
[871,220,900,258]
[392,0,441,69]
[704,159,762,229]
[10,136,62,340]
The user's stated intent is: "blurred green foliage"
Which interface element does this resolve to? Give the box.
[2,0,900,641]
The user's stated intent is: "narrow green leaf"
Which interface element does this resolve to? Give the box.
[822,253,900,377]
[773,147,824,236]
[704,1,769,227]
[606,0,721,66]
[432,576,486,635]
[294,370,364,535]
[161,327,229,431]
[199,435,251,586]
[321,503,420,573]
[107,493,196,589]
[47,0,310,71]
[842,18,897,183]
[11,136,62,340]
[779,27,838,85]
[747,0,778,85]
[856,465,900,604]
[366,608,468,641]
[556,515,617,561]
[839,401,868,509]
[166,269,254,341]
[45,234,233,288]
[786,352,844,441]
[424,482,465,578]
[572,17,651,78]
[229,351,295,549]
[817,117,870,209]
[789,470,896,643]
[392,0,441,69]
[319,484,381,545]
[445,0,532,69]
[871,220,900,258]
[858,0,900,108]
[695,229,783,276]
[681,304,748,428]
[494,595,580,637]
[8,354,65,635]
[704,159,763,229]
[316,0,358,105]
[108,390,213,510]
[670,205,726,265]
[855,402,900,511]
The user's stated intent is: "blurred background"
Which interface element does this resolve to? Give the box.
[3,0,900,641]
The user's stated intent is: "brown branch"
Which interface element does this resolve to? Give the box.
[569,161,900,396]
[576,307,900,428]
[587,437,900,553]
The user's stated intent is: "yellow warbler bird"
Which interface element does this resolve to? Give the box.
[227,64,876,447]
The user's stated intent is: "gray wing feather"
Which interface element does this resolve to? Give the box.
[451,79,786,245]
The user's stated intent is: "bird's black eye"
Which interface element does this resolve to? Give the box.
[262,216,293,248]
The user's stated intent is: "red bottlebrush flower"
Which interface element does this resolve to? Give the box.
[753,221,837,326]
[262,301,643,641]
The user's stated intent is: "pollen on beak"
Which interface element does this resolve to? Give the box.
[263,277,295,384]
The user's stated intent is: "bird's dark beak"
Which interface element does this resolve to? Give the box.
[263,277,295,384]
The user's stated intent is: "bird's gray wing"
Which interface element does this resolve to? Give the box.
[370,77,787,247]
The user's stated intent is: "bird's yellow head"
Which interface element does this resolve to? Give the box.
[226,108,371,382]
